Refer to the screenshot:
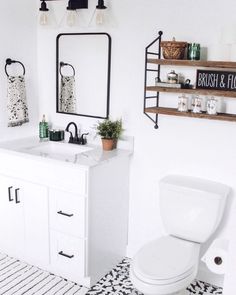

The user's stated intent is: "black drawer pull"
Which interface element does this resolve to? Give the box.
[8,186,13,202]
[15,188,20,204]
[58,251,74,259]
[57,211,74,217]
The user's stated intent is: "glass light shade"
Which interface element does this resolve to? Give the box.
[39,11,49,26]
[66,10,78,27]
[96,9,105,25]
[38,9,57,28]
[59,9,86,28]
[89,8,109,27]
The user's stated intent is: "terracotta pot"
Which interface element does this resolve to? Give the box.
[102,138,115,151]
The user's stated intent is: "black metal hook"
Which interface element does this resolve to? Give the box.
[60,62,75,77]
[5,58,26,77]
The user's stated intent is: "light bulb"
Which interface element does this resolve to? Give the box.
[39,11,49,26]
[96,9,105,25]
[66,10,77,27]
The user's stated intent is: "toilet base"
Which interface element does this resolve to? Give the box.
[175,289,188,295]
[131,289,188,295]
[130,264,196,295]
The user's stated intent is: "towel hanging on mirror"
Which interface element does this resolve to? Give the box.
[7,75,29,127]
[59,75,77,113]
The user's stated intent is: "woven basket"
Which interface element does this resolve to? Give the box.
[161,38,187,60]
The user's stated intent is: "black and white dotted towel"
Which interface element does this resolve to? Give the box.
[7,75,29,127]
[60,76,77,113]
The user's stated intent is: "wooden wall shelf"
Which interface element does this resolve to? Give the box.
[143,31,236,128]
[145,107,236,122]
[146,86,236,98]
[147,59,236,69]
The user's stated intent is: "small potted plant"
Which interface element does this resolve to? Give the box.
[96,119,123,151]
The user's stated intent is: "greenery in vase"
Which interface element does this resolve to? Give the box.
[96,119,123,139]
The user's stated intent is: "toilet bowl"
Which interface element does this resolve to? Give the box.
[130,175,230,295]
[130,236,200,295]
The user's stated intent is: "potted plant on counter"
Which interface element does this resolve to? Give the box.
[96,119,123,151]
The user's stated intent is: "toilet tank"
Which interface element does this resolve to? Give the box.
[159,175,230,243]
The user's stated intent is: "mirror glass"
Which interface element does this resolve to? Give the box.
[56,33,111,119]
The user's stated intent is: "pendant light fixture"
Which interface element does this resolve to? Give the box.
[89,0,108,26]
[39,0,49,26]
[39,0,88,27]
[66,0,78,27]
[38,0,109,27]
[95,0,107,25]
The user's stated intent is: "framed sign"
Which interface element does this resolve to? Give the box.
[196,69,236,91]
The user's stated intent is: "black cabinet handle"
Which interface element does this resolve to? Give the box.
[57,211,74,217]
[15,188,20,204]
[8,186,13,202]
[58,251,74,259]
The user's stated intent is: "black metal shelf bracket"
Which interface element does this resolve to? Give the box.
[144,30,163,129]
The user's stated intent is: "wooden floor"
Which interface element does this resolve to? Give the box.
[0,254,88,295]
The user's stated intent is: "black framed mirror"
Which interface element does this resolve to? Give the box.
[56,33,111,119]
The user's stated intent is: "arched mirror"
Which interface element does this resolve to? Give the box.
[56,33,111,119]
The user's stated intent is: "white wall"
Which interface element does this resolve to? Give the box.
[37,0,236,292]
[0,0,38,140]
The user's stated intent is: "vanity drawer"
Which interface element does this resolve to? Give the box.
[49,189,86,238]
[50,231,85,280]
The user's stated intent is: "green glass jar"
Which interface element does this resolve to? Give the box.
[187,43,201,60]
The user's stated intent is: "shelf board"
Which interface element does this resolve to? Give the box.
[146,86,236,98]
[145,107,236,122]
[147,59,236,69]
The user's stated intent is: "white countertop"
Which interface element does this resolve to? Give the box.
[0,136,133,168]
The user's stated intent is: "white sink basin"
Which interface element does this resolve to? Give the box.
[20,141,93,162]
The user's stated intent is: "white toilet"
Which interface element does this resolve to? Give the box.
[130,175,230,295]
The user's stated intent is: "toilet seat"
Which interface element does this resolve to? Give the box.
[132,236,200,285]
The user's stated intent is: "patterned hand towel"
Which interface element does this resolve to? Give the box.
[7,75,29,127]
[59,76,77,113]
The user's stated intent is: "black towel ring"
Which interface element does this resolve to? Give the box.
[60,62,75,77]
[5,58,26,77]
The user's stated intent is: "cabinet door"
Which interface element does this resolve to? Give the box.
[22,180,49,268]
[0,175,24,258]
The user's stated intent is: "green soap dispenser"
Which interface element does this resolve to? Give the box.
[39,114,49,139]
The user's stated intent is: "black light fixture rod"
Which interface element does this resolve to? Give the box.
[39,0,49,11]
[67,0,88,10]
[40,0,88,9]
[96,0,107,9]
[67,0,74,10]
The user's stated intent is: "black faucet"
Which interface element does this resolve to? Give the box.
[65,122,78,143]
[65,122,89,145]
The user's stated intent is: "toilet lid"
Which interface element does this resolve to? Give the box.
[132,236,200,283]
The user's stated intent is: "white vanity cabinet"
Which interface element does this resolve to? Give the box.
[0,175,24,259]
[47,155,130,287]
[49,189,87,283]
[0,174,49,267]
[0,141,131,288]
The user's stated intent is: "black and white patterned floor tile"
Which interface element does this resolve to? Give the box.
[86,258,223,295]
[0,253,222,295]
[0,253,87,295]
